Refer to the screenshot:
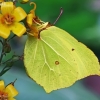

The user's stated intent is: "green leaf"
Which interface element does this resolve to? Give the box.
[24,26,100,93]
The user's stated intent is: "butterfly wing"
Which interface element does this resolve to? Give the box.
[24,26,100,93]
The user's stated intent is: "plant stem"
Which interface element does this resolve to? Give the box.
[7,34,16,42]
[0,40,3,45]
[0,39,6,64]
[0,53,3,63]
[0,45,4,63]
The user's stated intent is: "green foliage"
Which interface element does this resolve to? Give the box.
[35,0,97,34]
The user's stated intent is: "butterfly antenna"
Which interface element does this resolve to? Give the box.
[53,7,63,25]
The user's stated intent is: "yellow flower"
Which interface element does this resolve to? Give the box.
[20,0,30,4]
[0,80,18,100]
[0,0,4,3]
[27,2,36,26]
[0,2,27,39]
[27,2,50,38]
[26,2,40,37]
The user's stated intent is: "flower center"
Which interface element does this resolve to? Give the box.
[1,13,15,25]
[0,91,8,100]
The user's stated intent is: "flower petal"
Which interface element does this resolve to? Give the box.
[20,0,29,3]
[13,7,27,22]
[0,25,10,39]
[5,84,18,97]
[28,26,39,37]
[0,0,4,3]
[9,98,16,100]
[0,80,5,91]
[27,13,34,26]
[1,2,14,15]
[12,22,26,36]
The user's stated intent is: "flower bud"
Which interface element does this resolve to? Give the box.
[4,43,11,53]
[20,0,29,4]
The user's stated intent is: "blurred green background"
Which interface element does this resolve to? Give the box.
[1,0,100,99]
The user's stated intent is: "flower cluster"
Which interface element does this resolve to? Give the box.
[0,1,48,39]
[0,1,50,98]
[0,1,43,99]
[0,1,27,38]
